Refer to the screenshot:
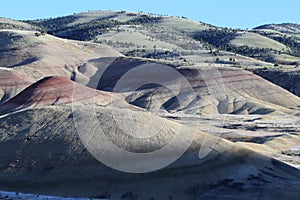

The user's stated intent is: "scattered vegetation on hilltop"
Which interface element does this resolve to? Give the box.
[192,28,238,49]
[3,10,297,67]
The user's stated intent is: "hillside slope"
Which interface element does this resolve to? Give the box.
[72,57,300,115]
[25,10,300,67]
[254,23,300,58]
[0,68,34,103]
[0,105,300,199]
[0,76,125,115]
[24,11,299,96]
[0,29,122,80]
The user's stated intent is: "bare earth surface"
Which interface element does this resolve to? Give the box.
[0,12,299,199]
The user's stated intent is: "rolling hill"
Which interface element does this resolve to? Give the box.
[19,11,300,99]
[0,10,299,199]
[0,68,34,104]
[0,29,122,80]
[0,90,299,199]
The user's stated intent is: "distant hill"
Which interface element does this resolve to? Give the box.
[18,11,298,67]
[254,23,300,57]
[0,11,299,96]
[0,29,122,80]
[0,17,39,31]
[254,23,300,35]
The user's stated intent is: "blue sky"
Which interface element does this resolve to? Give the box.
[1,0,299,29]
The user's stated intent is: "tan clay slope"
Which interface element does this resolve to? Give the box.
[0,105,299,199]
[0,29,122,80]
[197,67,300,110]
[75,57,300,115]
[0,68,34,104]
[0,76,125,115]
